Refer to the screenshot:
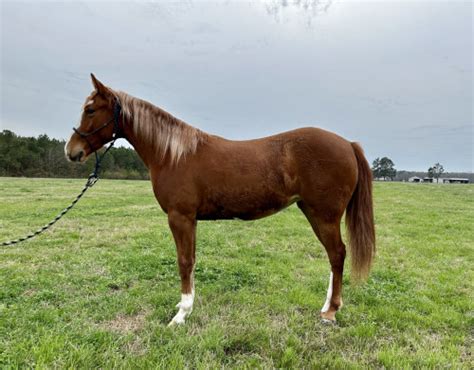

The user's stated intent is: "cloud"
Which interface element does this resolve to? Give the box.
[0,0,472,171]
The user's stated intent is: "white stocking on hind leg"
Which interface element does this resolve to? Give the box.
[321,271,333,313]
[297,201,346,322]
[318,220,346,322]
[320,270,344,323]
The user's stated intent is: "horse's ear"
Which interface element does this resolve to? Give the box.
[90,73,111,96]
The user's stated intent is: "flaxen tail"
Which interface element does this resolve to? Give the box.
[346,142,376,281]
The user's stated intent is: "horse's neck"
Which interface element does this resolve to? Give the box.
[121,115,158,169]
[120,113,193,170]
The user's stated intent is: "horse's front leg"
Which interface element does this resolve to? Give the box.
[167,210,197,326]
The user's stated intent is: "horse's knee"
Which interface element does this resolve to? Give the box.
[178,255,194,272]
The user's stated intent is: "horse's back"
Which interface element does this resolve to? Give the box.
[203,126,357,183]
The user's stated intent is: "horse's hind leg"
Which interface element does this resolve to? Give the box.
[298,201,346,322]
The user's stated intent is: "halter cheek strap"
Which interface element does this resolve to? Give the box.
[73,100,122,152]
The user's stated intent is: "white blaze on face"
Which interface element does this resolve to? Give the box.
[321,272,333,313]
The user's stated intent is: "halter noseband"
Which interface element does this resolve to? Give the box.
[73,100,122,153]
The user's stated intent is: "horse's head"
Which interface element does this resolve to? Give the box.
[65,74,120,162]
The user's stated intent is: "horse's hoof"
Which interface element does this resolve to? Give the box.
[167,317,185,327]
[321,318,336,325]
[320,310,337,322]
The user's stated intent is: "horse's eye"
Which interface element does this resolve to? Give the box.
[85,108,95,115]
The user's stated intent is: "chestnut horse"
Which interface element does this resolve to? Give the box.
[66,74,375,326]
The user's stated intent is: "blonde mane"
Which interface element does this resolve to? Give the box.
[114,90,206,164]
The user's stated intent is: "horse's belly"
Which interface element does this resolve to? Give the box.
[197,192,299,221]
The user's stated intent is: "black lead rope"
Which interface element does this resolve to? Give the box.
[1,103,121,247]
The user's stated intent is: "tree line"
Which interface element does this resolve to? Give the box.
[1,130,472,182]
[0,130,149,180]
[371,156,473,182]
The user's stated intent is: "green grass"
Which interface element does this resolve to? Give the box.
[0,178,472,368]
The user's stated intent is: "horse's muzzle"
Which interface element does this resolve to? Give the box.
[67,150,85,162]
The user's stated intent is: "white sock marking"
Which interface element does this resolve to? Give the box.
[321,272,333,313]
[168,290,194,326]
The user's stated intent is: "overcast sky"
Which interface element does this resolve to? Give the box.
[1,0,472,171]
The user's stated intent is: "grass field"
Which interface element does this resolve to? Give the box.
[0,178,472,368]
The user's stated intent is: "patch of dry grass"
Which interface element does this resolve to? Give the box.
[100,309,150,334]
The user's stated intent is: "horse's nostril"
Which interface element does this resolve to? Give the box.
[68,150,85,162]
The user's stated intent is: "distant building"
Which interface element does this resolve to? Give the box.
[424,177,445,183]
[408,176,470,184]
[442,178,470,184]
